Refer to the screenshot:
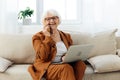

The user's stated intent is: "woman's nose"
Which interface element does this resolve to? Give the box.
[49,19,54,22]
[49,19,55,24]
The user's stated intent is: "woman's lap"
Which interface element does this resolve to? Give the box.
[44,61,86,80]
[44,63,75,80]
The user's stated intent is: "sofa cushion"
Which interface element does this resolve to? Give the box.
[88,29,117,58]
[0,34,35,64]
[0,64,32,80]
[70,32,91,45]
[0,57,13,72]
[0,64,47,80]
[87,54,120,73]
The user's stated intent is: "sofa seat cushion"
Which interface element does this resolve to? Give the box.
[84,65,120,80]
[0,64,32,80]
[0,64,120,80]
[85,65,94,74]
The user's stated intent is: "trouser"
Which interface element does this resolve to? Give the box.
[44,60,86,80]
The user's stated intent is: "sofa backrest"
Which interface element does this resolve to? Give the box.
[0,34,35,64]
[0,33,91,64]
[71,33,120,49]
[70,32,91,45]
[0,31,119,64]
[116,37,120,49]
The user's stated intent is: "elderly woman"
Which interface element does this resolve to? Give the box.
[28,10,86,80]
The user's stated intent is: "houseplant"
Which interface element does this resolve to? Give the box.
[18,7,34,25]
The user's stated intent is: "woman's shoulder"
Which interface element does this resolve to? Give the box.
[59,30,71,36]
[32,31,44,38]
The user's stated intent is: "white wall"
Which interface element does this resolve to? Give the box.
[0,0,19,34]
[1,0,120,35]
[20,0,120,35]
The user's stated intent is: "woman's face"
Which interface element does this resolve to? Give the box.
[43,13,60,30]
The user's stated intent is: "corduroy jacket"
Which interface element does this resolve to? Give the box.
[28,30,73,80]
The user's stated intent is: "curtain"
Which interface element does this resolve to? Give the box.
[82,0,120,34]
[0,0,18,34]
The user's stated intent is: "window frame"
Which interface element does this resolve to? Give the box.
[19,0,82,25]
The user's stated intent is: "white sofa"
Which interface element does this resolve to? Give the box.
[0,29,120,80]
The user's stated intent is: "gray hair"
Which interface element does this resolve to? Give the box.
[41,9,61,24]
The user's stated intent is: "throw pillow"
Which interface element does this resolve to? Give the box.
[88,29,118,58]
[116,49,120,57]
[0,57,13,72]
[87,54,120,73]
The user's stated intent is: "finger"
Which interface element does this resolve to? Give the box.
[47,27,50,32]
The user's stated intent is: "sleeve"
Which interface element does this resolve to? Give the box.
[62,32,73,47]
[32,34,55,62]
[66,33,73,46]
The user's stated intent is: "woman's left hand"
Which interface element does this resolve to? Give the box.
[61,55,65,61]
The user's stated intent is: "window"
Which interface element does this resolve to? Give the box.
[18,0,82,25]
[18,0,36,23]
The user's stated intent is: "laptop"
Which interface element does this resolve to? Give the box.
[53,44,93,64]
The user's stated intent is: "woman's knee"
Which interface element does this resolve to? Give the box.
[61,64,74,72]
[76,61,86,69]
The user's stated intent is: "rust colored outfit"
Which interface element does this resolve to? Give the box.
[28,30,86,80]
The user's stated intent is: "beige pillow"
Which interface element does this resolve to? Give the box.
[0,34,35,63]
[88,55,120,73]
[0,57,13,72]
[88,29,117,58]
[70,32,91,45]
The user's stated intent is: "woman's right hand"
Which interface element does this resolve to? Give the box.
[43,25,51,37]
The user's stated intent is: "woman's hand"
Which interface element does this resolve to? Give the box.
[43,25,61,42]
[61,55,65,61]
[43,25,51,36]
